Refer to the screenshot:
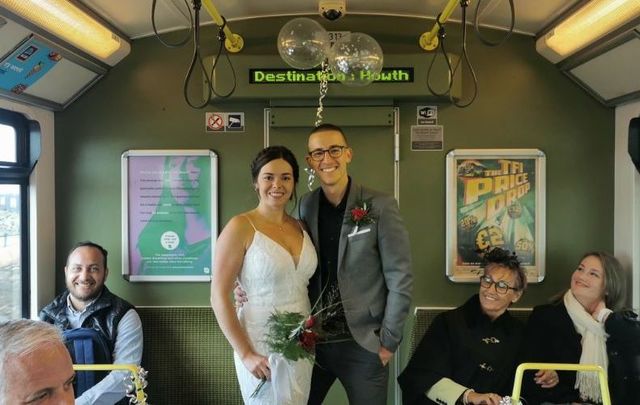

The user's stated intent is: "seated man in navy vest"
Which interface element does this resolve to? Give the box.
[40,241,143,405]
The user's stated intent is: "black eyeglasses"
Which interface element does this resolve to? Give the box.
[479,275,518,295]
[308,145,348,161]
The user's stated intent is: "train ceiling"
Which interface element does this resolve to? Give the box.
[1,0,639,109]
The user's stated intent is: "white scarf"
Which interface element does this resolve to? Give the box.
[563,290,608,403]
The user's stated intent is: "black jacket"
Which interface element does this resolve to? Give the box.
[605,310,640,405]
[520,302,582,404]
[398,295,524,405]
[39,286,134,354]
[521,302,640,405]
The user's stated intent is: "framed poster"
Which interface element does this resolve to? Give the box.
[446,149,546,283]
[121,150,218,281]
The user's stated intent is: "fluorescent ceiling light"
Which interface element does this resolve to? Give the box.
[536,0,640,63]
[0,0,129,66]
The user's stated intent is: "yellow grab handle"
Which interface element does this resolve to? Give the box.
[510,362,611,405]
[73,364,147,404]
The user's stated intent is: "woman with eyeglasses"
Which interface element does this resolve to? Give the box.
[398,247,527,405]
[520,251,640,405]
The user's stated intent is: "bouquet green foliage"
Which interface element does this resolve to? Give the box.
[250,310,324,398]
[250,296,340,398]
[264,311,318,362]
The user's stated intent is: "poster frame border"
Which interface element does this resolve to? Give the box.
[121,149,218,282]
[445,148,546,284]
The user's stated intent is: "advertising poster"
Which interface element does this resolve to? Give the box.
[445,149,546,283]
[0,35,62,94]
[122,150,218,281]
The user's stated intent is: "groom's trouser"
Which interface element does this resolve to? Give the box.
[308,340,389,405]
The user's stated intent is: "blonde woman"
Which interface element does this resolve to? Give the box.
[521,251,640,405]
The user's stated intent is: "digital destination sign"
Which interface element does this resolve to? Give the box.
[249,67,414,84]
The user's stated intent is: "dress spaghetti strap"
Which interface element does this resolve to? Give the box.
[242,214,258,231]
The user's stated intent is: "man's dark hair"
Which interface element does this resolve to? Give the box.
[309,123,348,144]
[67,241,108,269]
[481,247,527,291]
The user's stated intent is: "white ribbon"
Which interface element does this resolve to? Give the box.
[304,168,316,191]
[268,353,294,404]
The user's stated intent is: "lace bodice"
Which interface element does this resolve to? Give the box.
[238,230,317,312]
[233,228,317,404]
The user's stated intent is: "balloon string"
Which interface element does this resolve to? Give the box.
[315,59,329,127]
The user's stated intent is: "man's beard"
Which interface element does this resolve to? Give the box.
[68,283,102,302]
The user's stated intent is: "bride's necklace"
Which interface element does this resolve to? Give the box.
[268,221,285,231]
[256,212,287,231]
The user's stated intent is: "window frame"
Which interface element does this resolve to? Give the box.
[0,108,31,318]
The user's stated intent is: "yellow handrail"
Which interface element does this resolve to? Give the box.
[510,362,611,405]
[73,364,147,404]
[201,0,244,53]
[419,0,469,51]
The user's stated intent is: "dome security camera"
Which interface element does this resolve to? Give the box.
[319,0,346,21]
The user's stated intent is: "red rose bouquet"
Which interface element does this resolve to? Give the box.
[250,300,340,398]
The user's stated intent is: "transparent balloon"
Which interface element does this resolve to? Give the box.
[328,32,384,87]
[277,18,329,70]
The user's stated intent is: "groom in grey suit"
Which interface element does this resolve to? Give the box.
[301,123,413,405]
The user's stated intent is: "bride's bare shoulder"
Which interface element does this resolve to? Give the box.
[221,212,255,240]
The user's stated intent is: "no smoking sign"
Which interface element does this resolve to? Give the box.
[205,112,245,132]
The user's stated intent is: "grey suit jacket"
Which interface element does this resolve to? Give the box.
[299,180,413,353]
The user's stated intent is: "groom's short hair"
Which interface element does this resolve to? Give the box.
[309,123,349,144]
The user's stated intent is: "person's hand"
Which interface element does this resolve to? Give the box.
[233,281,248,308]
[241,351,270,381]
[466,391,502,405]
[378,346,393,366]
[534,369,559,388]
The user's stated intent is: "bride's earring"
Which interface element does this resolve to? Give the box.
[304,168,316,191]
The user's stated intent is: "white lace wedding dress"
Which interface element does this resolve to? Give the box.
[234,224,318,404]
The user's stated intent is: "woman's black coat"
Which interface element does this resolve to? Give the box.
[398,295,524,405]
[520,301,640,405]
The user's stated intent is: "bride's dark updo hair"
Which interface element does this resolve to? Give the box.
[250,145,300,201]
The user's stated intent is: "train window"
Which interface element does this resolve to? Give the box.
[0,109,29,321]
[0,123,17,163]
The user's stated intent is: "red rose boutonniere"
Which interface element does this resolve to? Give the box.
[348,199,375,235]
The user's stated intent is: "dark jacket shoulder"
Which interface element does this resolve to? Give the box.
[606,310,640,405]
[39,286,134,353]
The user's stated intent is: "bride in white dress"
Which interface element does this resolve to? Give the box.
[211,146,317,404]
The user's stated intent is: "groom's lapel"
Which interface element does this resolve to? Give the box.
[307,189,321,245]
[337,182,360,273]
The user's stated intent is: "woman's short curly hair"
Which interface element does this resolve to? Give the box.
[481,247,528,291]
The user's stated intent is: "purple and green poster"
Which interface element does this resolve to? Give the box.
[122,150,217,281]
